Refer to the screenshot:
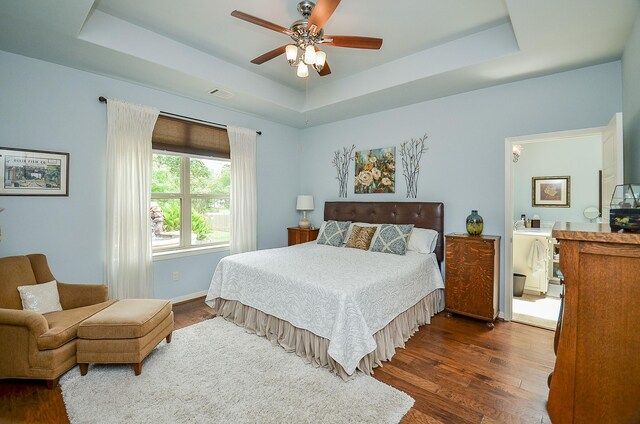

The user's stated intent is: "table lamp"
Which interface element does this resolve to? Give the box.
[296,195,314,229]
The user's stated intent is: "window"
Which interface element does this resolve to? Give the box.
[150,115,231,252]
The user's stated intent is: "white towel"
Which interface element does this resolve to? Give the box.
[527,239,548,285]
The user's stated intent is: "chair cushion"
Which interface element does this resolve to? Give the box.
[78,299,172,340]
[38,300,117,350]
[0,256,37,310]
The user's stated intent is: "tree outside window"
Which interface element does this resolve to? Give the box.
[151,152,230,251]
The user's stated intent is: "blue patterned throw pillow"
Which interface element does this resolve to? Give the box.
[371,224,414,255]
[317,220,351,247]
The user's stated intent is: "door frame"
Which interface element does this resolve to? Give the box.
[503,125,606,321]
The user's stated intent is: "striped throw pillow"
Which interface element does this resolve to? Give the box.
[344,225,377,250]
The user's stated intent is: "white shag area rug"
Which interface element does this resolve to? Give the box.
[60,317,414,424]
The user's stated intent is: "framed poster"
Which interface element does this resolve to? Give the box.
[532,176,570,207]
[0,147,69,196]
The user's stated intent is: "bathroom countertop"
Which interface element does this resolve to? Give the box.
[513,227,553,237]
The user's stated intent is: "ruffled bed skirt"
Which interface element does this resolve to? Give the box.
[214,288,444,380]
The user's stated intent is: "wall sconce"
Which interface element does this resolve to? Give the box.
[512,145,522,163]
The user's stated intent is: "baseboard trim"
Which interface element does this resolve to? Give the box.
[171,290,208,305]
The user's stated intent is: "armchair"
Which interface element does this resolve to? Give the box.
[0,254,115,388]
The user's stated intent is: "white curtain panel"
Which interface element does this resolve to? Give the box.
[106,99,159,299]
[227,125,257,255]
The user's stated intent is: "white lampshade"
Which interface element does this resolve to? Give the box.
[296,195,314,211]
[303,45,317,64]
[297,62,309,78]
[314,50,326,70]
[296,195,314,229]
[285,44,298,64]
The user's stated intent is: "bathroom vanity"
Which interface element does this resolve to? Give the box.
[512,227,556,294]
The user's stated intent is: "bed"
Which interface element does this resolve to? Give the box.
[205,201,445,378]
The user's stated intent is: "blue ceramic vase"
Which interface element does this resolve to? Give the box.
[466,210,483,235]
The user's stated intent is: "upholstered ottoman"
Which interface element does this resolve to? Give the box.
[76,299,174,376]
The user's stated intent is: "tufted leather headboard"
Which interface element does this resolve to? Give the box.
[324,201,445,264]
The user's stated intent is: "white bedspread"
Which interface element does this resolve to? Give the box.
[205,242,445,375]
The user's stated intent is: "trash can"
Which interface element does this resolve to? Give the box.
[513,273,526,297]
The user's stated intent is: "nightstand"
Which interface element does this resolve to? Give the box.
[287,227,319,246]
[444,233,500,328]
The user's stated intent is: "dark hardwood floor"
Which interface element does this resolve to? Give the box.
[0,299,554,423]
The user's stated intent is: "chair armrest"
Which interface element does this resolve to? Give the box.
[0,309,49,377]
[0,308,49,336]
[57,282,109,310]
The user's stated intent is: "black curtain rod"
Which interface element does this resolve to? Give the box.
[98,96,262,135]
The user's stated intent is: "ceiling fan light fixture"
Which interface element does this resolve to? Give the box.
[314,50,326,71]
[297,62,309,78]
[285,44,298,65]
[303,45,317,65]
[232,0,383,79]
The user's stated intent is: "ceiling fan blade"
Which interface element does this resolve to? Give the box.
[307,0,341,32]
[322,35,383,49]
[251,45,288,64]
[317,60,331,76]
[231,10,293,36]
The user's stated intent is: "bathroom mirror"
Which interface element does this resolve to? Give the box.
[583,206,599,221]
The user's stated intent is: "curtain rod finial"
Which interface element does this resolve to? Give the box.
[99,96,107,103]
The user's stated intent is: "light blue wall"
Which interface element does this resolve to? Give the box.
[0,50,626,311]
[299,62,622,312]
[513,135,602,223]
[0,51,300,299]
[623,12,640,182]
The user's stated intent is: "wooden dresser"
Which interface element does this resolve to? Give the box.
[287,227,319,246]
[548,222,640,423]
[444,234,500,327]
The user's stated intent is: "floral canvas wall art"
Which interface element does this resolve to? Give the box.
[354,147,395,194]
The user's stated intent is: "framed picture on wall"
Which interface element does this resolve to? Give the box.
[532,176,570,207]
[0,147,69,196]
[354,146,396,194]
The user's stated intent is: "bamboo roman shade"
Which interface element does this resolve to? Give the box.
[151,115,230,159]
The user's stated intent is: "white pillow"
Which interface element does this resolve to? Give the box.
[407,228,439,254]
[17,280,62,314]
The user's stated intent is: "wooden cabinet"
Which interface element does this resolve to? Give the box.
[287,227,319,246]
[445,234,500,327]
[547,222,640,424]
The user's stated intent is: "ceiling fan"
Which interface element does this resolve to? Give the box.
[231,0,383,78]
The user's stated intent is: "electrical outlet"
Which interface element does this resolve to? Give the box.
[172,272,179,282]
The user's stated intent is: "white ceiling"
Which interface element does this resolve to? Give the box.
[0,0,637,128]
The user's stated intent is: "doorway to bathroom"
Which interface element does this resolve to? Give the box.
[503,114,623,329]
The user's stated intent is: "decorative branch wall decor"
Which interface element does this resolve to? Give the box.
[332,144,355,198]
[399,134,429,198]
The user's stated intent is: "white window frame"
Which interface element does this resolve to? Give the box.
[151,150,230,256]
